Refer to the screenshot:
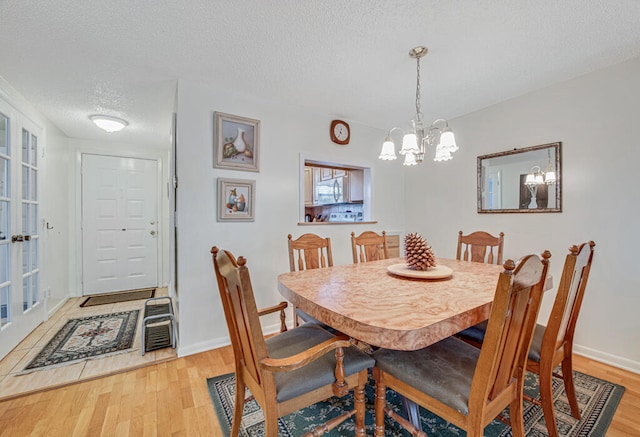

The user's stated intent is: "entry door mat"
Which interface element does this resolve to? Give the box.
[208,369,624,436]
[23,310,139,373]
[80,288,155,307]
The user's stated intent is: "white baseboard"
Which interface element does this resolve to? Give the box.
[177,322,289,358]
[178,337,230,358]
[574,344,640,374]
[47,297,69,319]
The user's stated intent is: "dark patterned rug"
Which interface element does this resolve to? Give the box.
[208,369,624,436]
[23,310,139,372]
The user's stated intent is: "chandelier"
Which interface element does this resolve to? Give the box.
[378,46,458,165]
[524,151,557,208]
[525,149,557,187]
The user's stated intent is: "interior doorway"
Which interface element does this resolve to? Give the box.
[81,154,160,296]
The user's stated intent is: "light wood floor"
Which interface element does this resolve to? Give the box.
[0,289,177,401]
[0,349,637,436]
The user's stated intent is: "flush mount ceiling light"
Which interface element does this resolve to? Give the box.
[378,46,458,165]
[89,114,128,133]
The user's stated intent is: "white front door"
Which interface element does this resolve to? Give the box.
[81,154,159,295]
[0,99,44,360]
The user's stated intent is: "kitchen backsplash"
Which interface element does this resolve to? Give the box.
[305,203,364,222]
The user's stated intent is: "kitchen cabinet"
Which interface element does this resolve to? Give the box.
[320,167,347,181]
[320,167,333,181]
[304,167,314,205]
[348,169,364,202]
[304,167,320,206]
[333,169,347,178]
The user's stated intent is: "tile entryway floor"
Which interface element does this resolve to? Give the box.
[0,288,177,400]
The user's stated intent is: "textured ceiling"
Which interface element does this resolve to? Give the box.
[1,0,640,147]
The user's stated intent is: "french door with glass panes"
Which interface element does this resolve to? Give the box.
[0,98,43,361]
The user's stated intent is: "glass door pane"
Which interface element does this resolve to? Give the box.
[0,111,9,328]
[0,112,8,156]
[21,128,38,312]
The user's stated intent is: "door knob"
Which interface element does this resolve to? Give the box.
[150,230,156,236]
[11,234,24,242]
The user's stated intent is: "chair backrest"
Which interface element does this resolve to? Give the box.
[288,233,333,272]
[469,251,550,402]
[543,241,595,353]
[351,230,389,263]
[457,230,504,264]
[211,247,271,393]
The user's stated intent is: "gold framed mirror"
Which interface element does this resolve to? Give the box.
[477,142,562,213]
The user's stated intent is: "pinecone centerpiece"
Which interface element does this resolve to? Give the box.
[404,232,437,271]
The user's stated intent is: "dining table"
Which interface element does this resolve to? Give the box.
[277,256,551,351]
[278,256,551,431]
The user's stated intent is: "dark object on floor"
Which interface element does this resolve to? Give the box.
[80,288,156,307]
[141,297,176,355]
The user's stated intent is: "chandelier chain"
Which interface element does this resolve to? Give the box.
[415,56,423,122]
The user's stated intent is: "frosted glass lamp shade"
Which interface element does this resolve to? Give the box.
[403,152,418,166]
[399,132,419,155]
[378,138,398,160]
[545,171,556,184]
[439,129,458,153]
[525,174,536,185]
[433,143,453,162]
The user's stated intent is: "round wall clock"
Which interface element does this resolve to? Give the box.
[330,119,350,145]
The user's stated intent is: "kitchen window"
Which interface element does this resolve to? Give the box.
[300,155,373,224]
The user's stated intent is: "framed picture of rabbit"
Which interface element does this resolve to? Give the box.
[214,111,260,172]
[217,178,256,221]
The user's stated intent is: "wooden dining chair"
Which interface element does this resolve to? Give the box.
[211,246,374,437]
[372,251,551,437]
[288,233,333,326]
[457,242,594,437]
[351,230,389,263]
[457,230,504,265]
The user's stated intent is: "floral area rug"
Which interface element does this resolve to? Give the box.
[23,310,139,373]
[208,369,624,436]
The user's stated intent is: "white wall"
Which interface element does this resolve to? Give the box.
[40,122,71,314]
[175,79,405,355]
[405,57,640,372]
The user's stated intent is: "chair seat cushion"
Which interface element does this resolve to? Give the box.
[527,323,546,363]
[373,336,480,415]
[296,308,326,326]
[267,323,375,403]
[457,320,488,344]
[458,321,546,364]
